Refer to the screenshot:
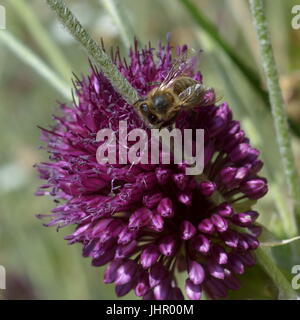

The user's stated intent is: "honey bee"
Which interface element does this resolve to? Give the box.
[134,50,217,129]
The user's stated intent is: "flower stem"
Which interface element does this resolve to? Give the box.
[249,0,300,235]
[10,0,73,83]
[256,247,297,299]
[0,31,71,100]
[46,0,140,106]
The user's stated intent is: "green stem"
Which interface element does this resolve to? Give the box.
[0,31,71,100]
[256,247,297,299]
[10,0,72,83]
[46,0,139,105]
[249,0,300,234]
[101,0,132,49]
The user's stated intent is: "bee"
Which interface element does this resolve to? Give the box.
[134,50,217,129]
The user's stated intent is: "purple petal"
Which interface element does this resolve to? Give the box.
[185,278,202,300]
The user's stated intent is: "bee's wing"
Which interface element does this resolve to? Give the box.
[178,83,206,107]
[159,49,200,90]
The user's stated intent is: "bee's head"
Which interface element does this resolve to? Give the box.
[151,92,174,114]
[135,91,176,128]
[137,101,161,127]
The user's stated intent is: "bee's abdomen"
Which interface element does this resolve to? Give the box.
[172,77,198,95]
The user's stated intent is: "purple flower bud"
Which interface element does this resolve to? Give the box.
[207,261,225,279]
[104,259,123,284]
[242,233,259,250]
[159,235,177,256]
[143,192,163,209]
[198,218,215,234]
[115,240,137,259]
[192,235,210,254]
[155,168,171,185]
[137,172,157,191]
[116,281,134,297]
[238,237,249,251]
[128,208,152,230]
[170,287,185,300]
[223,273,240,291]
[239,252,256,267]
[231,211,259,226]
[114,260,138,285]
[181,220,197,240]
[99,219,124,243]
[220,231,239,248]
[204,278,227,299]
[178,192,192,206]
[157,198,174,218]
[149,213,164,231]
[199,181,216,196]
[118,227,138,245]
[216,203,233,217]
[135,274,150,297]
[90,218,112,237]
[219,167,237,184]
[211,214,228,233]
[188,260,205,285]
[211,245,228,265]
[185,278,202,300]
[153,280,171,300]
[209,103,232,137]
[248,225,263,237]
[149,263,168,288]
[228,255,245,274]
[72,223,92,238]
[172,173,189,190]
[230,143,259,163]
[92,246,116,266]
[141,244,160,269]
[240,178,268,199]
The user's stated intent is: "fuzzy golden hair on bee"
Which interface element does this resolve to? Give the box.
[134,50,219,129]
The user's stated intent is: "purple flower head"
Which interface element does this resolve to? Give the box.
[36,41,268,300]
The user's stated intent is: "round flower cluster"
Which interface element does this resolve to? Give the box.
[36,42,268,300]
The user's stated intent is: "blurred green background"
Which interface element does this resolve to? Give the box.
[0,0,300,299]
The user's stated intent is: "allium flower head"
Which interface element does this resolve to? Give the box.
[36,41,268,300]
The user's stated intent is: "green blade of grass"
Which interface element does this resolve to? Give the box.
[10,0,73,83]
[0,31,72,100]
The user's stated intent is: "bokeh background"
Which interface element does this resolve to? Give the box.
[0,0,300,299]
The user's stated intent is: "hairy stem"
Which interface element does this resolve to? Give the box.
[0,31,71,100]
[249,0,300,236]
[46,0,139,105]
